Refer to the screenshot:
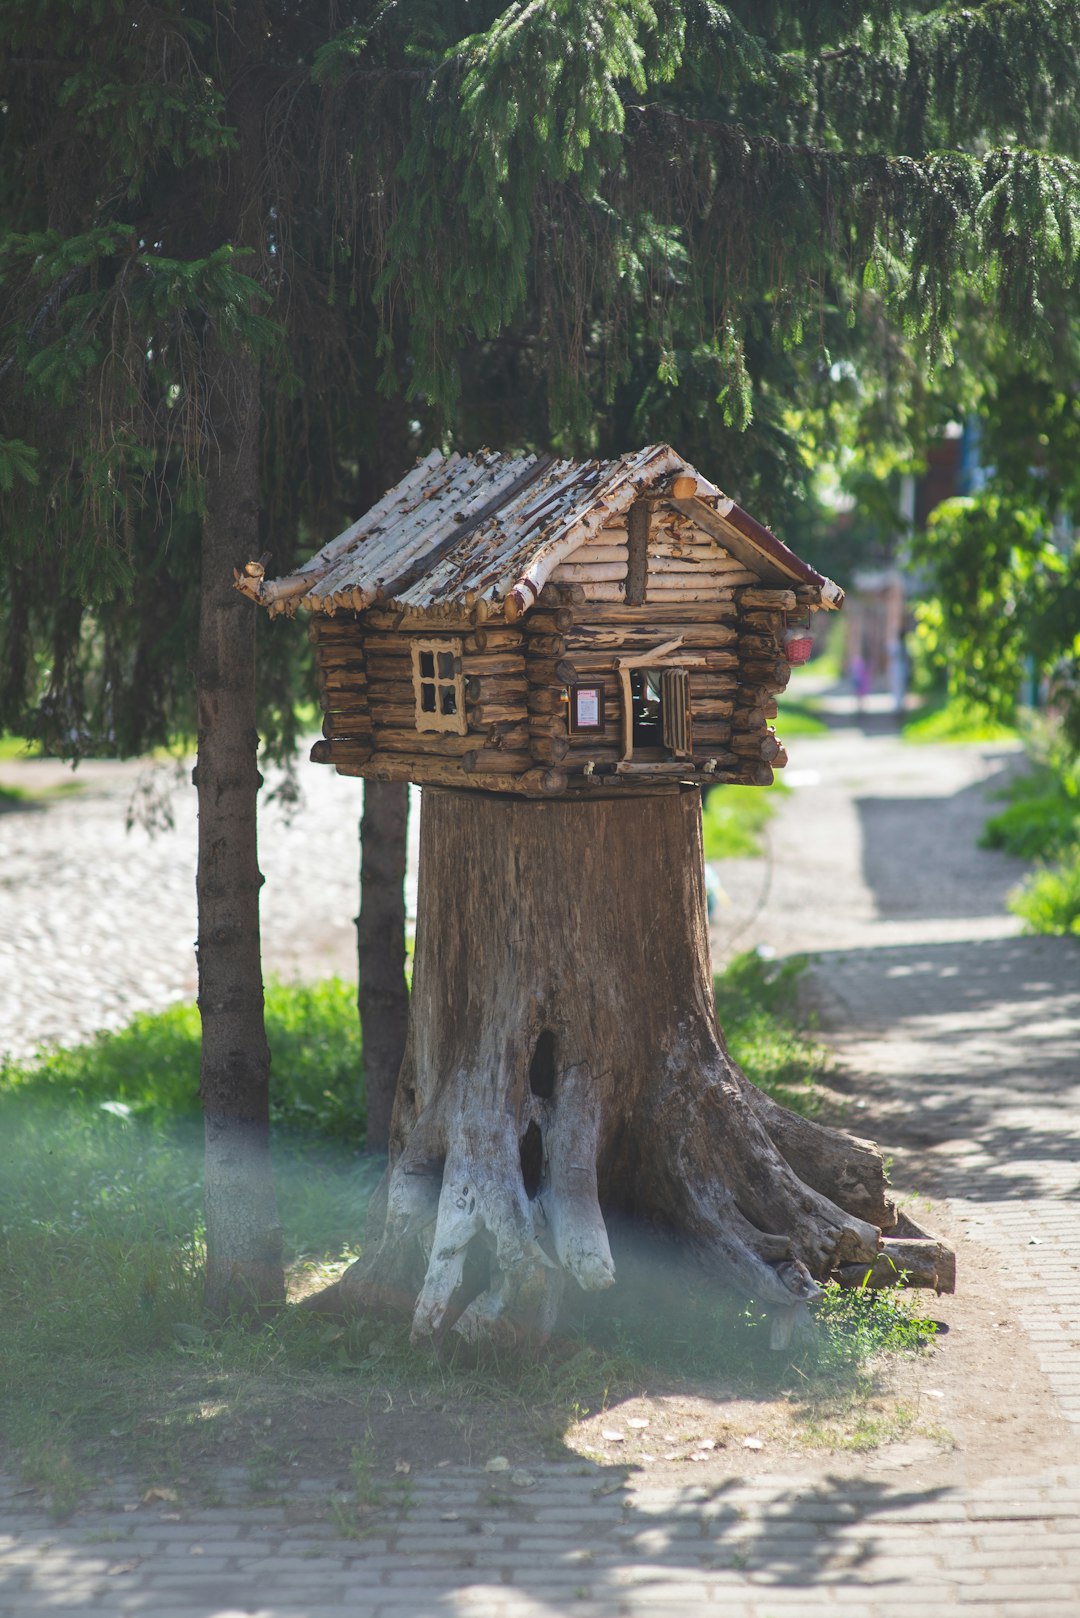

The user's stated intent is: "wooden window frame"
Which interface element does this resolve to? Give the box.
[411,637,467,735]
[614,637,704,763]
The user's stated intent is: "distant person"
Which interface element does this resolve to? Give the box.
[887,634,909,718]
[849,653,870,712]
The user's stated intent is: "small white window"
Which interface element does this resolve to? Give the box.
[411,638,466,734]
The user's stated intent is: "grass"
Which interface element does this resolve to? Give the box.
[0,969,935,1509]
[702,781,790,859]
[981,730,1080,935]
[716,949,827,1117]
[902,696,1018,746]
[773,698,829,737]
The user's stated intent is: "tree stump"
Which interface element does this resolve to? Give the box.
[339,785,902,1349]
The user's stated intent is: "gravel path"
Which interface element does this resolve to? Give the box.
[0,753,415,1059]
[3,708,1080,1615]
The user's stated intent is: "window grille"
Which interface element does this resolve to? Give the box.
[411,638,466,734]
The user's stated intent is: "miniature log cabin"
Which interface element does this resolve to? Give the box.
[236,445,843,796]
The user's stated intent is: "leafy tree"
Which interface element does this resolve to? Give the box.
[4,0,1080,1312]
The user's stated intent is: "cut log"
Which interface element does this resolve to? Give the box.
[339,787,921,1349]
[836,1239,956,1294]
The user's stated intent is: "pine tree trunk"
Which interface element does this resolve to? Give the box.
[356,781,410,1152]
[197,345,284,1317]
[340,787,896,1349]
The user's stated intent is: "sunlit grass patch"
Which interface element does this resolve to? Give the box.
[902,697,1017,745]
[715,950,826,1118]
[702,781,790,859]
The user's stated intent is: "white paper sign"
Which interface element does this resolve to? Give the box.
[575,688,600,727]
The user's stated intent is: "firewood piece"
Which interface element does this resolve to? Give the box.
[836,1238,956,1294]
[670,473,698,499]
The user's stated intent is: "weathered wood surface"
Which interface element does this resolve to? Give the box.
[336,788,933,1350]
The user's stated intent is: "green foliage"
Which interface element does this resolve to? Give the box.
[714,950,826,1117]
[702,781,789,859]
[0,979,365,1147]
[1009,844,1080,935]
[981,756,1079,860]
[902,696,1019,745]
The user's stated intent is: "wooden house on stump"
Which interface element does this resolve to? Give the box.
[236,449,960,1342]
[236,444,843,796]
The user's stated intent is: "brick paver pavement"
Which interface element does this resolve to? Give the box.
[3,714,1079,1615]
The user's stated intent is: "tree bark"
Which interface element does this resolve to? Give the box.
[356,780,410,1152]
[354,389,413,1150]
[339,787,901,1350]
[197,343,284,1318]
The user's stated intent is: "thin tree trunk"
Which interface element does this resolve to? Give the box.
[197,344,283,1317]
[357,780,410,1152]
[338,786,943,1351]
[355,391,412,1151]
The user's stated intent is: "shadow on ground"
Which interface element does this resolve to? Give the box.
[806,934,1080,1204]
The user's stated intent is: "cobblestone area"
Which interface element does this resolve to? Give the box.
[3,1461,1080,1617]
[3,711,1080,1614]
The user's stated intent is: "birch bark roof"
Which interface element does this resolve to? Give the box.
[240,444,843,619]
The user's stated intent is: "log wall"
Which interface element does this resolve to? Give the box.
[309,611,532,785]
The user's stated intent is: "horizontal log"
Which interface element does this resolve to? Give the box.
[463,675,528,705]
[739,657,790,686]
[365,656,421,683]
[649,571,759,591]
[311,737,372,766]
[703,650,740,670]
[740,610,785,633]
[464,627,523,653]
[737,587,797,610]
[372,729,475,757]
[527,689,572,716]
[459,653,526,677]
[308,614,361,641]
[522,607,574,634]
[566,624,738,651]
[314,645,367,671]
[688,722,732,745]
[529,735,570,764]
[836,1238,956,1294]
[322,712,374,739]
[551,561,628,583]
[645,553,735,575]
[691,700,736,721]
[466,703,528,726]
[576,601,736,624]
[330,752,569,796]
[732,706,768,732]
[739,632,783,657]
[522,634,567,659]
[558,543,629,565]
[462,747,533,774]
[537,582,586,606]
[563,582,626,602]
[730,731,781,761]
